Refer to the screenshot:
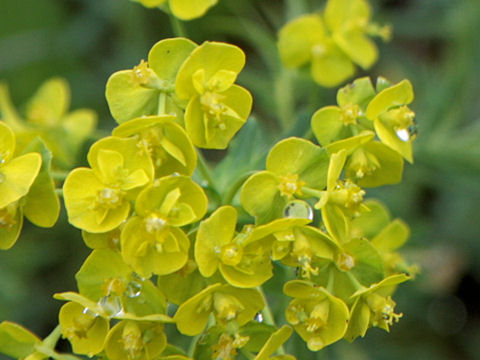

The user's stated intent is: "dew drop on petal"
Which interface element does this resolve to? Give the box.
[98,295,124,317]
[126,281,143,298]
[283,200,314,220]
[396,128,410,142]
[254,312,264,323]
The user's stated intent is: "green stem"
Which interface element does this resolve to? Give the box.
[196,150,220,197]
[222,171,256,205]
[42,324,62,350]
[301,186,325,199]
[51,171,69,181]
[187,334,201,357]
[55,189,63,197]
[345,271,365,291]
[157,92,167,115]
[257,286,286,355]
[286,0,308,20]
[240,348,256,360]
[169,14,186,37]
[326,266,335,293]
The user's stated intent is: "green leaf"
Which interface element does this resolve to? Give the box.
[213,117,269,192]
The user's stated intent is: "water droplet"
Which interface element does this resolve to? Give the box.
[82,307,99,317]
[396,128,410,142]
[255,312,264,323]
[98,295,124,317]
[127,281,143,298]
[283,200,314,220]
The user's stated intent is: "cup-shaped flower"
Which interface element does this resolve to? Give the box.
[278,0,385,87]
[312,77,376,146]
[59,301,109,357]
[280,226,339,279]
[241,137,329,224]
[104,320,166,360]
[366,79,416,162]
[315,150,368,243]
[351,201,415,275]
[106,38,197,123]
[247,217,312,261]
[132,0,218,21]
[283,280,349,351]
[195,206,273,287]
[75,249,168,319]
[336,139,404,188]
[175,41,252,149]
[157,257,212,305]
[63,136,154,233]
[0,79,96,168]
[82,226,123,250]
[112,115,197,177]
[0,122,41,209]
[174,283,264,336]
[122,175,207,277]
[345,273,410,341]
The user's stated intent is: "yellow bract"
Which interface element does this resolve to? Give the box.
[63,136,153,233]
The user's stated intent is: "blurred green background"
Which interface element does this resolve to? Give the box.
[1,0,479,359]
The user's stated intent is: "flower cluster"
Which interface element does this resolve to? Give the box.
[0,78,97,250]
[278,0,391,87]
[0,0,419,358]
[58,48,415,357]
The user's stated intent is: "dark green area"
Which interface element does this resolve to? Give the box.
[1,0,479,359]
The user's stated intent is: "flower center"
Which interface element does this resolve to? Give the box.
[144,213,168,234]
[0,203,17,229]
[277,173,305,198]
[121,322,144,360]
[341,104,361,125]
[96,187,123,209]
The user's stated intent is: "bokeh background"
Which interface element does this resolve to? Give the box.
[1,0,479,359]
